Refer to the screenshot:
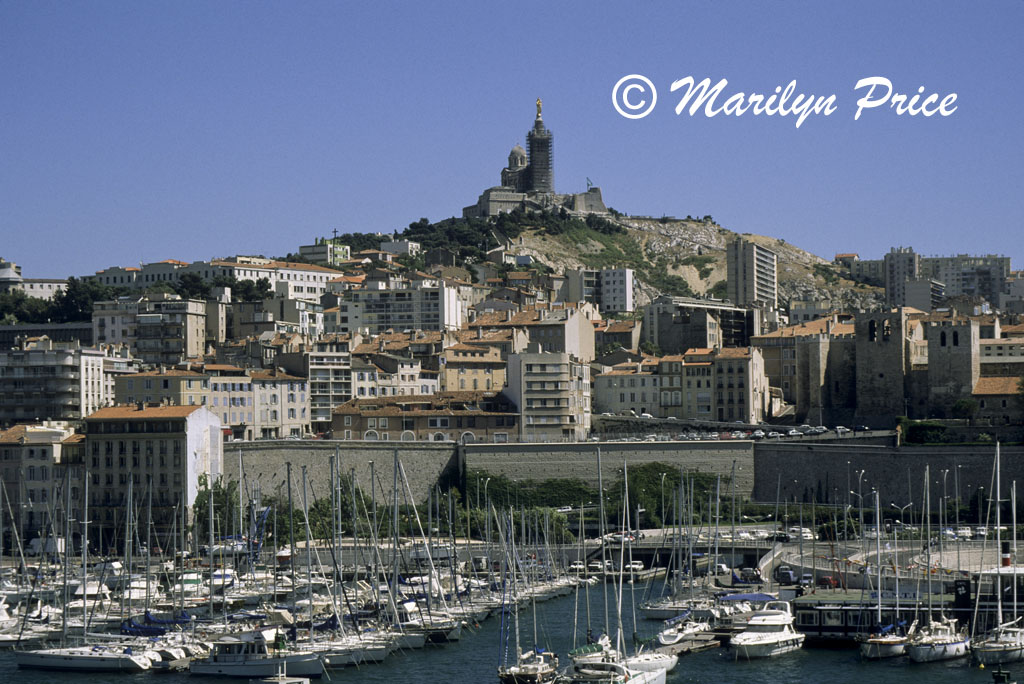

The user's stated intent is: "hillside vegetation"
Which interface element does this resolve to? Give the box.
[333,209,883,309]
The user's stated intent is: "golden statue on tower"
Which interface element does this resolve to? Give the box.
[536,97,542,118]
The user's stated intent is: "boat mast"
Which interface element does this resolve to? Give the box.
[81,468,89,638]
[596,447,609,636]
[995,443,1003,627]
[208,475,214,620]
[874,489,882,629]
[924,465,932,625]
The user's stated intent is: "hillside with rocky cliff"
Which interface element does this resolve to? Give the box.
[513,214,883,311]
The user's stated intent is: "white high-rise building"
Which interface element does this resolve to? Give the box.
[727,238,778,308]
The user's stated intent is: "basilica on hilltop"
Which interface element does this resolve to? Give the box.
[462,99,607,218]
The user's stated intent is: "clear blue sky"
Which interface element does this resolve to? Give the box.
[3,1,1022,278]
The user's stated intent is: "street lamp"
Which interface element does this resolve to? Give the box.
[891,501,913,539]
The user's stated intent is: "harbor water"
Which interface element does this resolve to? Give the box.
[0,581,1001,684]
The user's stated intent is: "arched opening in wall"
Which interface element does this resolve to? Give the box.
[460,432,476,444]
[953,331,959,346]
[401,430,416,441]
[940,331,947,347]
[363,430,379,441]
[433,433,447,442]
[868,320,877,342]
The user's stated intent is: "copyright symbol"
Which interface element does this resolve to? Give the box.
[612,74,657,119]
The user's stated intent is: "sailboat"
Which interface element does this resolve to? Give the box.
[973,444,1024,665]
[858,489,913,659]
[15,472,154,673]
[906,465,970,663]
[567,460,673,683]
[497,508,559,684]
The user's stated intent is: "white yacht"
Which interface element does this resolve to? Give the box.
[657,614,710,646]
[857,620,914,660]
[906,617,970,663]
[731,600,805,660]
[564,659,666,684]
[14,644,153,672]
[189,630,323,678]
[974,623,1024,665]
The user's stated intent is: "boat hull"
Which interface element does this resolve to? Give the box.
[973,643,1024,665]
[190,653,323,678]
[14,648,152,672]
[733,635,805,659]
[907,638,970,663]
[858,638,907,660]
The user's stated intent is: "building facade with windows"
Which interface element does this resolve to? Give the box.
[82,404,222,551]
[332,391,517,443]
[0,337,136,425]
[504,350,591,442]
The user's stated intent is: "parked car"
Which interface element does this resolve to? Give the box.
[767,431,782,439]
[569,561,586,572]
[854,425,871,432]
[817,575,839,588]
[787,429,803,437]
[766,531,792,542]
[640,413,654,419]
[835,426,851,434]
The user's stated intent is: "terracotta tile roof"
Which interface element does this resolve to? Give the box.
[249,369,305,381]
[973,377,1022,396]
[834,253,858,259]
[605,320,637,333]
[717,347,752,359]
[685,348,714,355]
[333,391,512,416]
[0,425,29,443]
[753,317,855,339]
[87,405,205,419]
[132,369,207,377]
[62,433,86,444]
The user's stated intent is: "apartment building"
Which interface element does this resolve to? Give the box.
[115,369,210,407]
[468,305,596,362]
[82,404,222,549]
[250,369,309,439]
[93,293,206,366]
[643,295,760,353]
[727,238,778,308]
[565,267,640,314]
[440,343,505,392]
[0,423,83,543]
[0,337,136,424]
[352,354,436,399]
[332,271,465,334]
[91,256,343,302]
[278,334,357,435]
[298,236,351,267]
[505,350,591,442]
[593,360,662,418]
[332,391,517,443]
